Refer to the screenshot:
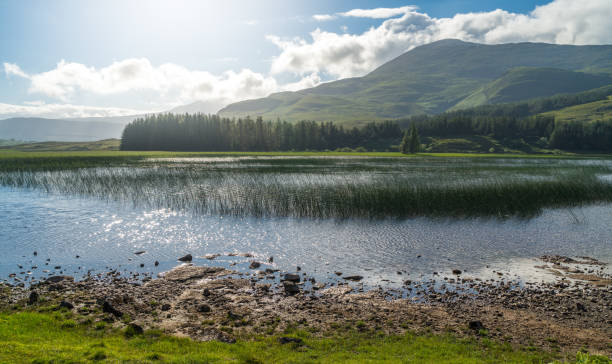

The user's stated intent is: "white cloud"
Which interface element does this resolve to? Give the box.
[0,102,145,119]
[2,59,322,118]
[4,63,29,79]
[269,0,612,78]
[339,6,417,19]
[313,14,337,21]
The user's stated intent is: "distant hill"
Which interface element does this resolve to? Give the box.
[0,118,126,142]
[219,39,612,123]
[0,139,120,152]
[168,100,223,115]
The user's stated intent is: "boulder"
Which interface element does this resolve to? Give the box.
[59,301,74,310]
[178,254,193,262]
[197,304,211,313]
[468,320,484,331]
[102,300,123,317]
[45,275,74,284]
[249,261,261,269]
[282,273,300,282]
[278,337,303,345]
[28,291,39,305]
[283,281,300,295]
[343,275,363,282]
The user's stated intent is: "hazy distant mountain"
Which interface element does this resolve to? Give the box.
[219,39,612,123]
[0,117,126,142]
[168,100,224,115]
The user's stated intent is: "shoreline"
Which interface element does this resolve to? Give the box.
[2,254,610,357]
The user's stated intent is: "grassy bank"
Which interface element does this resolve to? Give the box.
[0,310,607,363]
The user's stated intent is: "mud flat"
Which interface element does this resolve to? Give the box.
[1,255,610,357]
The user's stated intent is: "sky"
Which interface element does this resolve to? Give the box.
[1,0,611,119]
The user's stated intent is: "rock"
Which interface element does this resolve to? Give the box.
[161,304,171,311]
[452,269,462,275]
[134,251,146,255]
[282,273,300,282]
[283,281,300,295]
[343,275,363,282]
[28,291,39,305]
[576,302,587,312]
[469,321,484,331]
[203,288,211,297]
[59,301,74,310]
[127,323,144,335]
[249,261,261,269]
[239,253,254,258]
[102,300,123,317]
[139,263,144,268]
[203,254,220,260]
[54,266,61,270]
[334,272,342,276]
[161,265,226,282]
[178,254,193,262]
[45,275,74,284]
[268,256,273,263]
[197,304,211,313]
[278,337,303,345]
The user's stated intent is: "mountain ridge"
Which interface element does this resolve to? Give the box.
[219,39,612,123]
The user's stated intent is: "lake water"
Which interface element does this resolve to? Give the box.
[1,156,611,288]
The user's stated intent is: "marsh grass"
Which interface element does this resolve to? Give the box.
[1,155,611,218]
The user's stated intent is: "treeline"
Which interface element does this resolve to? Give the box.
[121,85,612,152]
[120,114,401,151]
[396,84,612,151]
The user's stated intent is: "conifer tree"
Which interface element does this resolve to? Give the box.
[409,123,420,153]
[399,130,410,154]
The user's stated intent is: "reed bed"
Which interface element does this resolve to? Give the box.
[1,156,611,218]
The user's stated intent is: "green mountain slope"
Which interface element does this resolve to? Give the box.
[219,39,612,123]
[454,68,612,109]
[540,95,612,123]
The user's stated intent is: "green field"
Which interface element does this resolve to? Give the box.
[1,310,608,363]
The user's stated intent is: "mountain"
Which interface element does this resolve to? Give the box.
[219,39,612,123]
[168,100,223,115]
[0,117,126,142]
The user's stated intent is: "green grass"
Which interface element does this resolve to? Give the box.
[541,96,612,124]
[2,311,607,363]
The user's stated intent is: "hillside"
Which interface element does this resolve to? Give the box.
[541,95,612,123]
[219,39,612,123]
[0,117,125,142]
[453,68,612,109]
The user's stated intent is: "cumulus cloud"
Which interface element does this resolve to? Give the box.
[340,6,417,19]
[4,63,29,79]
[313,14,337,21]
[270,0,612,78]
[3,58,322,118]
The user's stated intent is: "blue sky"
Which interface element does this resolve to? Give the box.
[1,0,610,119]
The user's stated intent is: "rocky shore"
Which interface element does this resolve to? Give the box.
[1,254,610,357]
